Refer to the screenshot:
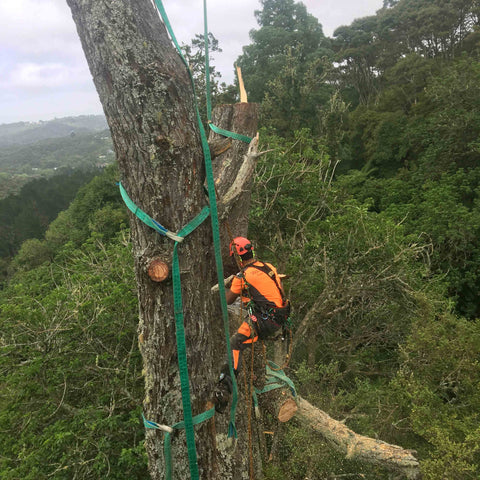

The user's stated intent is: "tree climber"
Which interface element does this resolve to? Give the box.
[214,236,291,413]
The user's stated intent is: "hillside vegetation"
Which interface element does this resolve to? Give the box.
[0,115,113,199]
[1,1,480,478]
[0,115,108,147]
[0,116,115,280]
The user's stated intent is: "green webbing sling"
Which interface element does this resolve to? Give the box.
[153,0,239,441]
[143,408,215,480]
[120,182,210,479]
[171,207,212,479]
[252,361,297,409]
[202,0,253,144]
[118,182,183,241]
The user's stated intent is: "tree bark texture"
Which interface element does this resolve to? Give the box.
[209,103,259,275]
[67,1,260,479]
[68,2,420,479]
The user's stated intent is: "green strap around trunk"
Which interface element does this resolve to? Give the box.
[153,0,239,443]
[202,0,253,143]
[120,185,210,479]
[143,407,215,480]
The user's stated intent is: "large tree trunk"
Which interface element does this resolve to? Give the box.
[68,2,421,479]
[67,1,260,479]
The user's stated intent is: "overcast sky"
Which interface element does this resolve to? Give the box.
[0,0,383,125]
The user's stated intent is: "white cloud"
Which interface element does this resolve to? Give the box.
[3,62,90,90]
[0,89,103,125]
[0,0,384,123]
[0,0,80,56]
[304,0,384,36]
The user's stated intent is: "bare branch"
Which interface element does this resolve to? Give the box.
[295,396,421,479]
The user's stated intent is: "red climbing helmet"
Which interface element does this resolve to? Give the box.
[229,237,253,257]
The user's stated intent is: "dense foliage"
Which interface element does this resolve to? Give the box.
[0,170,99,260]
[2,0,480,478]
[0,168,143,479]
[237,0,480,478]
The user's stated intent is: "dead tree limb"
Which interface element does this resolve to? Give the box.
[295,396,421,479]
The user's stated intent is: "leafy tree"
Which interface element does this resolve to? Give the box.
[379,54,435,112]
[376,0,480,61]
[182,33,225,119]
[0,233,146,479]
[392,309,480,478]
[332,15,381,105]
[342,166,480,318]
[45,165,127,253]
[261,47,332,135]
[409,56,480,172]
[236,0,332,133]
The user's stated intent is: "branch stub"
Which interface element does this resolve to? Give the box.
[148,258,170,282]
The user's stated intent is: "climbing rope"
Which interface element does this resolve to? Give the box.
[246,328,256,480]
[119,184,210,478]
[152,0,243,441]
[202,0,253,143]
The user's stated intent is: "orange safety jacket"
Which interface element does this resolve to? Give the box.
[230,261,285,309]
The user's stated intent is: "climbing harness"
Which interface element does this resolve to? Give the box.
[241,263,291,339]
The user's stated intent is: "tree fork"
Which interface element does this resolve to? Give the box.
[67,0,260,478]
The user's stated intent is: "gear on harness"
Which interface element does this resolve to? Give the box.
[241,261,291,339]
[214,373,233,414]
[214,236,293,405]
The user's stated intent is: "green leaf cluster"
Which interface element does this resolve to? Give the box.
[0,170,99,261]
[0,169,145,478]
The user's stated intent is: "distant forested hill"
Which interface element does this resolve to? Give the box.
[0,115,113,199]
[0,130,114,175]
[0,116,115,264]
[0,115,108,147]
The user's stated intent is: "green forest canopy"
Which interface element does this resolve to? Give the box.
[1,0,480,478]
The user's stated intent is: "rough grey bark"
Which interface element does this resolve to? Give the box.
[67,1,260,479]
[67,1,420,479]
